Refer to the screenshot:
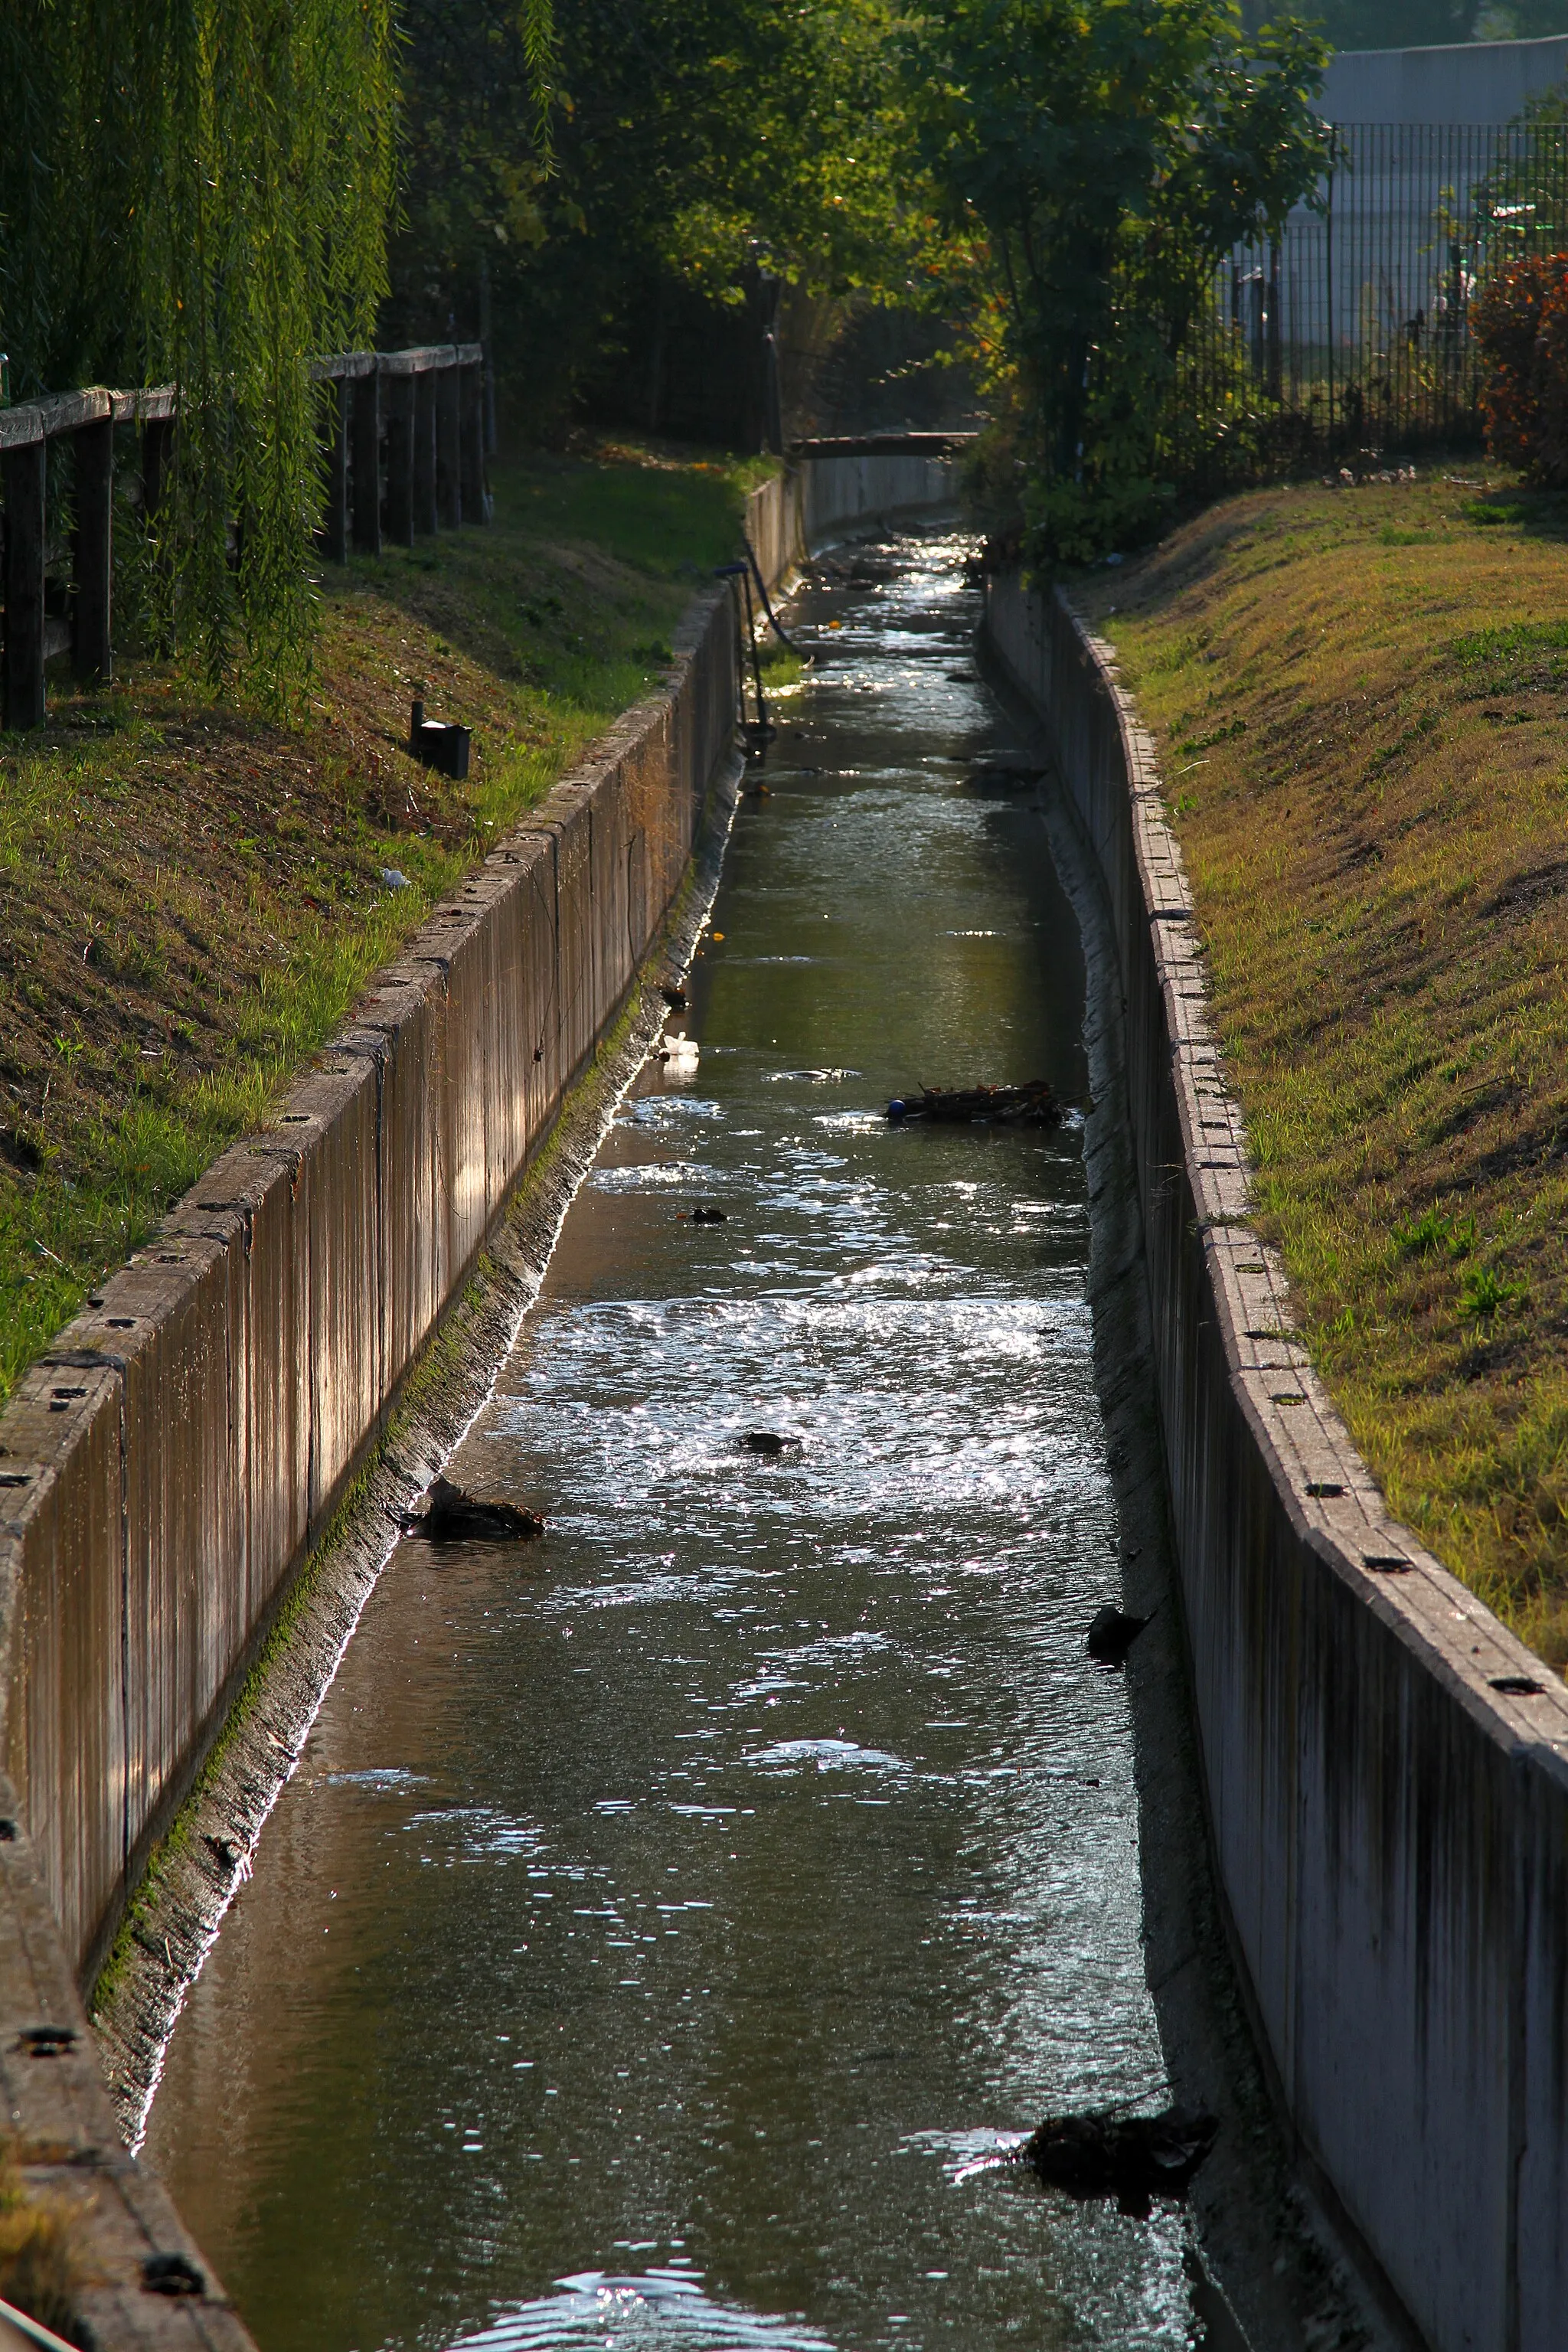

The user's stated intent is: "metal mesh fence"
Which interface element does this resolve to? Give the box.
[1163,116,1568,488]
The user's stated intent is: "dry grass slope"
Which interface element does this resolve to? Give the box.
[1079,469,1568,1668]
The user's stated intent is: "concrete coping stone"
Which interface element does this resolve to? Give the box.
[0,1367,119,1526]
[0,1761,253,2342]
[41,1242,230,1377]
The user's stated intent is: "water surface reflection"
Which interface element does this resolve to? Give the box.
[145,526,1216,2351]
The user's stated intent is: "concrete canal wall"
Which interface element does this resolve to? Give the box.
[743,446,963,584]
[985,576,1568,2352]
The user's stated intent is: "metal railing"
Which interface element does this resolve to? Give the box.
[1164,117,1568,487]
[0,342,486,730]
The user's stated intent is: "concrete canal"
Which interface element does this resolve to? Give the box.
[145,526,1249,2350]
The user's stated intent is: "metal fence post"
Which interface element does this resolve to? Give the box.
[351,367,381,555]
[384,368,415,547]
[459,361,486,523]
[2,439,47,728]
[72,414,114,681]
[436,360,462,528]
[414,369,438,535]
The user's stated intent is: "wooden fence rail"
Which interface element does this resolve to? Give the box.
[0,341,486,730]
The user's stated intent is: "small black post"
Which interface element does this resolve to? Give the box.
[73,413,114,681]
[351,367,381,554]
[436,361,462,528]
[413,369,438,535]
[3,438,47,729]
[384,369,415,547]
[459,361,486,522]
[322,373,349,563]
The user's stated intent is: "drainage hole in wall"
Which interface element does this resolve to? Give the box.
[17,2024,77,2055]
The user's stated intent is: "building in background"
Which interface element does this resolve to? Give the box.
[1319,32,1568,126]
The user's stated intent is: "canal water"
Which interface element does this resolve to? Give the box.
[145,526,1220,2350]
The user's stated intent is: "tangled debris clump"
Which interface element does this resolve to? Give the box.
[402,1477,545,1544]
[1021,2106,1217,2216]
[887,1080,1059,1126]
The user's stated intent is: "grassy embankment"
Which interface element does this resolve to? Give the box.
[0,440,770,1408]
[1076,470,1568,1670]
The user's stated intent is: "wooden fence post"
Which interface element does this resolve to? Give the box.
[384,368,415,547]
[351,368,381,556]
[413,368,438,535]
[322,374,349,563]
[3,439,47,729]
[72,415,114,681]
[459,361,486,523]
[436,361,461,528]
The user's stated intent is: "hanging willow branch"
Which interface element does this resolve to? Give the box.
[0,0,397,691]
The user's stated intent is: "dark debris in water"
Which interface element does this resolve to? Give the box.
[969,763,1047,793]
[739,1430,804,1458]
[1086,1605,1148,1665]
[1021,2106,1217,2216]
[403,1476,545,1544]
[887,1080,1060,1127]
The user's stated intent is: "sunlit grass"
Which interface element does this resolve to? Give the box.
[1078,469,1568,1668]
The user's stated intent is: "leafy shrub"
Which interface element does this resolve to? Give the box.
[1460,1265,1527,1320]
[1393,1204,1475,1259]
[1472,253,1568,486]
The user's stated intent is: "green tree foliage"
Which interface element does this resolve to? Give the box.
[913,0,1331,560]
[0,0,395,686]
[387,0,929,426]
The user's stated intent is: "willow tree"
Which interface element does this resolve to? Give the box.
[0,0,396,686]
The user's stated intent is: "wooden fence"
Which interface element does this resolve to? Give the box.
[0,341,485,731]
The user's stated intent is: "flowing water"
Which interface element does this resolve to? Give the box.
[145,525,1222,2352]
